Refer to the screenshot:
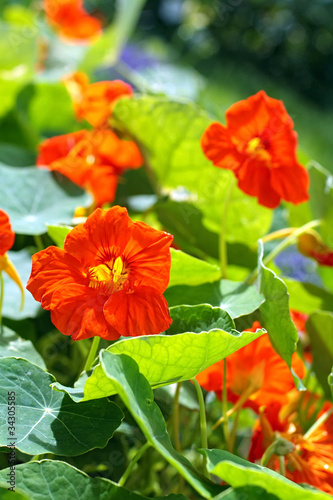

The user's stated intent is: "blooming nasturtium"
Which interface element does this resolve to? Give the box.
[27,206,173,340]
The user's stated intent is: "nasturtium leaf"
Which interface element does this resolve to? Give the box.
[0,460,188,500]
[27,83,77,135]
[0,358,123,456]
[257,241,299,378]
[2,250,41,320]
[0,165,91,235]
[0,143,36,166]
[100,351,222,499]
[0,327,45,369]
[168,304,235,335]
[112,96,272,247]
[306,312,333,398]
[46,224,72,249]
[169,249,221,287]
[165,280,265,319]
[284,278,333,315]
[0,485,29,500]
[212,486,280,499]
[83,311,264,400]
[201,449,330,500]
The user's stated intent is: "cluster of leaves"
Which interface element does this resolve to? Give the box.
[0,1,333,500]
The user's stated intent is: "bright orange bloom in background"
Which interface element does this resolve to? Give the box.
[298,229,333,266]
[249,396,333,495]
[0,210,24,307]
[64,72,133,127]
[27,207,173,341]
[37,129,143,206]
[196,321,305,413]
[44,0,102,41]
[201,90,309,209]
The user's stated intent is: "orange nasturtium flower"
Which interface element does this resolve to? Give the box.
[196,322,305,413]
[298,229,333,266]
[37,129,143,207]
[0,210,24,308]
[27,207,173,341]
[201,90,309,209]
[44,0,102,41]
[63,72,133,127]
[249,398,333,495]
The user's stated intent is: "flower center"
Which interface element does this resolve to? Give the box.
[88,257,128,293]
[246,137,271,162]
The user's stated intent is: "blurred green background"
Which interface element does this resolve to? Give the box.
[0,0,332,169]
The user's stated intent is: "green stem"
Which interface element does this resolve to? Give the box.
[191,378,208,477]
[229,408,241,453]
[118,441,150,487]
[304,406,333,440]
[0,271,3,336]
[261,440,277,467]
[219,177,237,279]
[222,360,230,450]
[84,336,101,372]
[33,234,44,252]
[279,456,286,477]
[247,219,321,284]
[173,382,182,453]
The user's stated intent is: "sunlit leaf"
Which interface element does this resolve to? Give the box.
[306,311,333,398]
[100,351,222,498]
[46,224,72,249]
[257,241,299,382]
[165,279,264,318]
[82,308,264,401]
[169,249,220,287]
[201,449,330,500]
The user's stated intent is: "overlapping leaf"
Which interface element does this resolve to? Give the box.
[0,165,91,235]
[82,305,264,401]
[0,358,123,456]
[0,327,45,368]
[0,460,188,500]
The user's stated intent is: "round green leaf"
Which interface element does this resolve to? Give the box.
[0,165,91,235]
[0,358,123,456]
[0,327,45,368]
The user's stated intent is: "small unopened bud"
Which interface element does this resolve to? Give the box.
[273,437,295,456]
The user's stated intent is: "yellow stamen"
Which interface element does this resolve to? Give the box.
[247,137,262,153]
[0,254,25,310]
[112,256,123,283]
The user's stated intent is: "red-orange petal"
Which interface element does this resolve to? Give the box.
[26,246,85,310]
[123,220,173,293]
[0,210,15,256]
[64,206,132,267]
[50,284,118,340]
[201,122,243,171]
[236,158,281,209]
[88,165,120,207]
[270,164,309,205]
[37,130,87,166]
[104,286,172,337]
[98,130,143,169]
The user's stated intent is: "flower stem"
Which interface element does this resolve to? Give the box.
[304,406,333,440]
[219,176,237,279]
[173,382,182,453]
[279,456,286,477]
[84,336,101,372]
[118,441,150,487]
[33,234,44,252]
[222,360,230,450]
[247,219,321,284]
[0,271,4,336]
[261,440,277,467]
[229,408,241,453]
[191,378,209,477]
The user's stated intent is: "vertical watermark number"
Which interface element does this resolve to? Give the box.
[7,391,16,492]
